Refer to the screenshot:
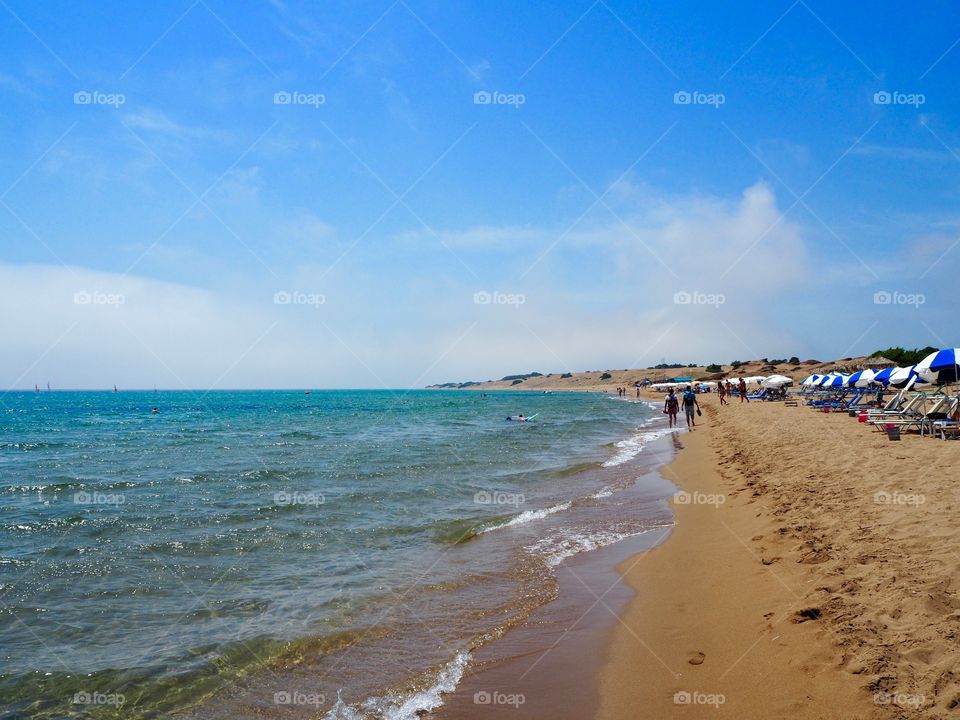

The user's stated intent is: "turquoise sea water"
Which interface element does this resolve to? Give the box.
[0,390,674,719]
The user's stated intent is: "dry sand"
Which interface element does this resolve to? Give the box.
[597,393,960,719]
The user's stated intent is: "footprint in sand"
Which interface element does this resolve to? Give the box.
[688,651,706,665]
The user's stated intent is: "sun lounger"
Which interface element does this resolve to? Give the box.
[866,393,927,427]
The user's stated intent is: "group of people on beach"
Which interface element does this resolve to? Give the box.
[716,378,749,406]
[615,386,640,398]
[662,377,758,429]
[663,385,701,429]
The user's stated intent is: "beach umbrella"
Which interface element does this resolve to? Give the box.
[846,369,877,388]
[827,374,849,388]
[817,375,834,386]
[800,374,820,386]
[916,348,960,385]
[872,367,896,386]
[888,365,924,389]
[762,374,792,387]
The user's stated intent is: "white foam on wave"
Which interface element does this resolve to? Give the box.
[590,486,614,499]
[479,501,572,534]
[602,426,679,467]
[526,524,672,567]
[323,651,470,720]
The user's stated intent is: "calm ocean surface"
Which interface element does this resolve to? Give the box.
[0,390,675,719]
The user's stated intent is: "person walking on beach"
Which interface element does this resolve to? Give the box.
[718,381,727,406]
[738,377,749,403]
[664,388,679,428]
[681,385,700,428]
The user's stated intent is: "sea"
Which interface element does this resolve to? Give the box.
[0,389,678,719]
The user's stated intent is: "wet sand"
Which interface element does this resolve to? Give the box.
[435,435,681,719]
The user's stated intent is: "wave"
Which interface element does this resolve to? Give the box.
[478,501,572,534]
[323,651,470,720]
[526,523,673,567]
[602,426,679,467]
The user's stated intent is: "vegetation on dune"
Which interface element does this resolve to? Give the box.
[599,372,612,380]
[500,372,543,382]
[705,363,722,373]
[869,347,937,366]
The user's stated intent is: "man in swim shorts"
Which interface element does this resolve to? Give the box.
[681,385,700,428]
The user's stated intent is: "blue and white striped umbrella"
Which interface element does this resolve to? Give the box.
[801,374,820,386]
[888,365,927,389]
[916,348,960,385]
[846,369,877,388]
[817,374,835,386]
[827,374,849,388]
[872,367,895,386]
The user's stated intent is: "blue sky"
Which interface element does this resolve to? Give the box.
[2,0,959,388]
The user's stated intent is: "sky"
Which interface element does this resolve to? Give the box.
[1,0,959,389]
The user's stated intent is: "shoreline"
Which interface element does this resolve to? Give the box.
[433,415,683,719]
[597,391,960,718]
[598,393,877,718]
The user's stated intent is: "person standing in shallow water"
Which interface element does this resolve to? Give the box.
[664,388,679,428]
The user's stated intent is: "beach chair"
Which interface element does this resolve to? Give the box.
[746,388,769,401]
[866,393,927,428]
[865,390,914,418]
[919,396,960,438]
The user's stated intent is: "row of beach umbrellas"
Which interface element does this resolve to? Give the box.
[799,348,960,391]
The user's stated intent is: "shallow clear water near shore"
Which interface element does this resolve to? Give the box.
[0,389,675,719]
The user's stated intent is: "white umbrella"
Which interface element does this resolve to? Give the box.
[762,374,792,388]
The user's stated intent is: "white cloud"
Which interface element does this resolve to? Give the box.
[0,182,820,388]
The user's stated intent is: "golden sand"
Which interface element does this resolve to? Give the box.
[598,393,959,719]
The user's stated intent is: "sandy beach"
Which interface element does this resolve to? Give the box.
[598,392,960,719]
